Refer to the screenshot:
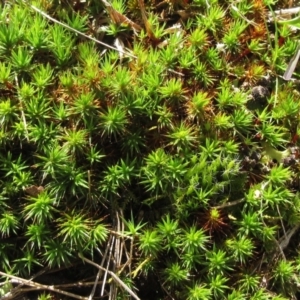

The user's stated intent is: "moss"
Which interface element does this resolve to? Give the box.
[0,0,299,299]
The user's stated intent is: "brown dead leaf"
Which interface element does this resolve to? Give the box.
[24,185,44,197]
[101,0,142,32]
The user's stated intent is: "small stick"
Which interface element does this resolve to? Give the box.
[88,239,112,300]
[21,0,137,59]
[111,211,120,300]
[101,234,115,296]
[100,235,117,296]
[269,7,300,17]
[276,204,287,241]
[114,210,121,268]
[0,271,89,300]
[21,0,184,77]
[278,224,300,250]
[2,261,47,299]
[49,280,104,288]
[230,4,257,25]
[213,197,245,209]
[79,253,141,300]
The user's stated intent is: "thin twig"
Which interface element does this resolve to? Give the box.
[112,209,124,299]
[269,7,300,18]
[110,209,122,300]
[8,279,104,289]
[115,210,121,268]
[278,224,300,251]
[230,4,257,25]
[47,280,104,288]
[213,197,245,209]
[21,0,183,77]
[101,234,114,296]
[88,240,112,300]
[79,253,141,300]
[117,240,131,276]
[0,271,89,300]
[276,204,287,241]
[2,267,47,299]
[119,210,125,268]
[21,0,137,59]
[131,257,151,279]
[115,210,133,276]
